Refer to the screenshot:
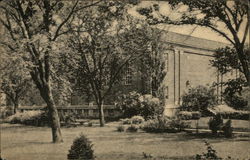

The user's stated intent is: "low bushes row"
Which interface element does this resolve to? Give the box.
[5,111,49,126]
[117,116,190,133]
[220,111,250,120]
[177,111,201,120]
[141,116,190,133]
[120,115,145,125]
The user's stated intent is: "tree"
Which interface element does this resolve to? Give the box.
[0,56,30,113]
[0,0,101,143]
[137,0,250,86]
[66,1,167,126]
[210,46,249,109]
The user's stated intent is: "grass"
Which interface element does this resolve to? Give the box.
[1,121,250,160]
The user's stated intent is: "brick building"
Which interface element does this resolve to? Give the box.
[161,31,229,105]
[116,31,238,115]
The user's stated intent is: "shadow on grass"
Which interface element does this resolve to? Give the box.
[26,141,55,145]
[97,152,194,160]
[178,131,250,143]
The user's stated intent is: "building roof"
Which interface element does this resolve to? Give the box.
[162,31,229,51]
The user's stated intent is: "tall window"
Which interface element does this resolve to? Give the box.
[124,63,132,85]
[165,86,169,99]
[164,52,169,72]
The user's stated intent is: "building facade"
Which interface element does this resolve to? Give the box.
[159,32,238,116]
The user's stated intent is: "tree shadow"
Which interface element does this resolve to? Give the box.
[177,131,250,143]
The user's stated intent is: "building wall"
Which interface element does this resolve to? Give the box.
[163,45,237,106]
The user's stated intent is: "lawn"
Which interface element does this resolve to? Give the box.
[1,122,250,160]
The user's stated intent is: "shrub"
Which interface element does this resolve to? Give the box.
[139,94,164,119]
[222,120,233,138]
[120,116,145,125]
[177,111,201,120]
[0,106,13,119]
[142,116,190,133]
[181,85,217,113]
[208,115,223,135]
[117,91,142,118]
[117,125,125,132]
[68,134,94,160]
[117,92,164,119]
[5,110,49,126]
[126,125,139,132]
[196,141,222,160]
[121,118,132,124]
[131,116,145,124]
[88,122,93,127]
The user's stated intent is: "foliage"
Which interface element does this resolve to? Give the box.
[0,0,104,142]
[177,111,201,120]
[219,78,249,110]
[5,110,49,126]
[0,106,13,119]
[117,125,126,132]
[131,116,145,124]
[117,92,164,119]
[208,115,223,135]
[211,46,249,110]
[65,1,166,126]
[211,47,245,75]
[126,124,139,132]
[121,118,133,125]
[68,134,95,160]
[141,116,190,133]
[196,141,222,160]
[117,91,142,118]
[120,115,145,125]
[222,120,233,138]
[0,56,31,113]
[181,85,217,113]
[139,94,164,120]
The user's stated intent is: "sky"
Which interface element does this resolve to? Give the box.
[128,1,249,45]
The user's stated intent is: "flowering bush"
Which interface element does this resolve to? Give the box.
[117,91,142,118]
[120,116,144,125]
[5,110,49,126]
[121,118,132,124]
[139,94,164,119]
[131,116,145,124]
[117,91,164,119]
[177,111,201,120]
[141,116,190,133]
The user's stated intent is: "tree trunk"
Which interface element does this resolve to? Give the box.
[13,101,19,114]
[236,47,250,87]
[42,85,63,143]
[98,102,105,127]
[47,100,63,143]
